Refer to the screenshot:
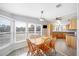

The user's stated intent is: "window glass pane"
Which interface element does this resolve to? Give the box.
[0,17,11,47]
[36,25,41,35]
[15,21,26,41]
[28,23,35,36]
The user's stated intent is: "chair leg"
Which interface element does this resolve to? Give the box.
[54,50,56,55]
[27,51,30,56]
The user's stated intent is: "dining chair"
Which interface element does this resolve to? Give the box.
[27,39,36,55]
[40,37,56,56]
[39,42,55,56]
[27,39,45,56]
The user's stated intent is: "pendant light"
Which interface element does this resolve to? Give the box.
[40,10,45,21]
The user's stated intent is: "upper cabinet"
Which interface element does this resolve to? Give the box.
[66,18,77,30]
[69,18,77,30]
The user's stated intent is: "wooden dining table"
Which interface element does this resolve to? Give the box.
[29,37,48,45]
[28,36,56,55]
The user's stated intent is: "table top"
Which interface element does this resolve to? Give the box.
[29,37,49,45]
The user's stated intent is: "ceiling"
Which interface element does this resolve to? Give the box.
[0,3,77,21]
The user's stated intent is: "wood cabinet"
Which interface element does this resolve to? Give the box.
[52,32,66,39]
[71,36,76,48]
[66,35,76,48]
[69,18,77,29]
[66,24,70,30]
[65,18,77,30]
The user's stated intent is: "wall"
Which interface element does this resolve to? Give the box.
[0,14,27,56]
[77,3,79,56]
[0,9,49,55]
[0,9,48,25]
[0,41,26,56]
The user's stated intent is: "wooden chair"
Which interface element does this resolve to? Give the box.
[41,37,56,55]
[39,41,55,56]
[27,39,45,56]
[44,37,55,49]
[27,39,36,55]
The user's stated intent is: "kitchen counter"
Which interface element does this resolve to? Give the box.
[52,30,77,37]
[52,31,77,39]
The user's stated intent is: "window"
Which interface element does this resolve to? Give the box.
[15,21,26,41]
[55,20,65,31]
[36,25,42,36]
[0,17,11,47]
[27,23,35,36]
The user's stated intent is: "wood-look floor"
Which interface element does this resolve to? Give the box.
[7,39,77,56]
[55,39,76,56]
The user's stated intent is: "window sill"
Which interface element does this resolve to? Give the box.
[15,40,26,43]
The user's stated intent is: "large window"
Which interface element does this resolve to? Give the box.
[0,17,11,47]
[36,25,42,36]
[15,21,26,41]
[27,23,35,36]
[0,16,43,46]
[27,23,42,36]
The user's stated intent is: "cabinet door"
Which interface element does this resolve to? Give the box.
[73,38,76,48]
[66,35,71,46]
[70,36,76,48]
[66,35,77,48]
[69,18,77,29]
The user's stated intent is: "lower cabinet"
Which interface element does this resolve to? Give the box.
[66,35,76,48]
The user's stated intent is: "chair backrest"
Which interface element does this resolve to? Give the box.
[49,40,55,48]
[27,39,37,53]
[27,39,45,56]
[39,42,52,54]
[43,37,55,49]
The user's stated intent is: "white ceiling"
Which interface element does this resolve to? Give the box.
[0,3,77,21]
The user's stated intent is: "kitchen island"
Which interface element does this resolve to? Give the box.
[52,31,77,49]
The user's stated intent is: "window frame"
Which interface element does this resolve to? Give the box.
[36,24,42,36]
[15,20,27,42]
[27,23,36,36]
[0,15,13,47]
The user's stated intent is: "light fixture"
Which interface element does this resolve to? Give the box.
[56,4,62,8]
[39,10,45,21]
[56,17,62,24]
[55,17,62,26]
[40,18,44,21]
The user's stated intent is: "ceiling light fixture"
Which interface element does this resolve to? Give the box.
[56,4,62,8]
[39,10,45,21]
[56,17,62,25]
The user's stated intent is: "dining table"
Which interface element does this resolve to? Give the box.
[28,36,56,56]
[29,36,48,45]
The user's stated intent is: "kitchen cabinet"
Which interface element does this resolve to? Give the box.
[69,18,77,30]
[66,34,76,48]
[65,18,77,30]
[52,32,66,39]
